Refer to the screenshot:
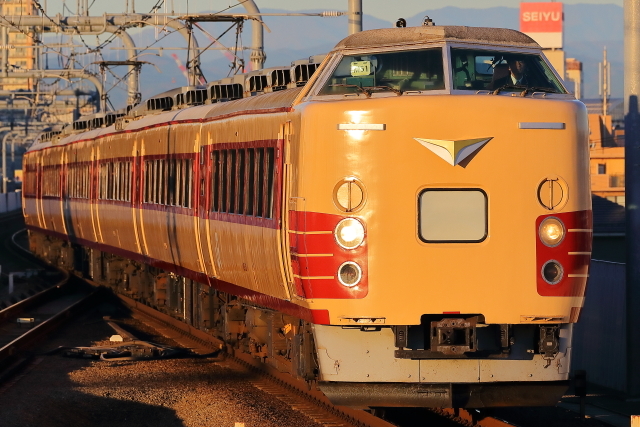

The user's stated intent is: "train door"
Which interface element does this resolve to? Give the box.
[133,143,147,256]
[90,148,103,243]
[278,121,298,299]
[62,150,72,236]
[36,151,45,229]
[197,133,217,280]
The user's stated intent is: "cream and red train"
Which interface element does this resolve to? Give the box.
[23,26,591,408]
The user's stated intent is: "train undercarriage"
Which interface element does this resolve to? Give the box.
[29,230,570,408]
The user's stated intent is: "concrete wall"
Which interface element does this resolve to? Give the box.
[0,191,22,214]
[572,259,626,392]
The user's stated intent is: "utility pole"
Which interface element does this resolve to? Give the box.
[624,0,640,398]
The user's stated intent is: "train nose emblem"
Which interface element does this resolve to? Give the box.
[414,137,493,166]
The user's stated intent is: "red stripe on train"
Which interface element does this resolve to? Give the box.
[536,210,592,297]
[289,211,368,299]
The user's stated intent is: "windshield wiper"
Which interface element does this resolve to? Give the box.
[328,84,403,97]
[329,84,372,98]
[492,84,559,96]
[521,86,560,95]
[368,85,403,96]
[491,84,528,95]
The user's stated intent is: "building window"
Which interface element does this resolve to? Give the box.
[598,164,606,174]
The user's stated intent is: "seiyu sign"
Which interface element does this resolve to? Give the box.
[520,2,563,49]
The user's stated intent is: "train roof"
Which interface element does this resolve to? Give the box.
[334,26,538,50]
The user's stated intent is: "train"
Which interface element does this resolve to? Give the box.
[22,25,591,408]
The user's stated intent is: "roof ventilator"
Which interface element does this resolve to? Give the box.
[209,75,244,103]
[289,54,326,88]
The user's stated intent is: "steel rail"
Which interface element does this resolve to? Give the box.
[0,286,101,371]
[0,226,69,327]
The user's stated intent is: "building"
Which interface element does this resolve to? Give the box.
[589,113,625,206]
[565,58,582,99]
[0,0,38,91]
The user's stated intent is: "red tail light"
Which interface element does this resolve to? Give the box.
[536,210,592,297]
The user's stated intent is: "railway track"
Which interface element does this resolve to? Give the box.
[114,291,522,427]
[0,213,99,381]
[0,278,100,380]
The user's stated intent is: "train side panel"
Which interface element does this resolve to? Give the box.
[201,112,290,300]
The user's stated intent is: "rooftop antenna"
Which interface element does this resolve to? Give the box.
[599,47,611,116]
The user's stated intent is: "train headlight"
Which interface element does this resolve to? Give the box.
[334,218,365,249]
[542,260,564,285]
[338,261,362,287]
[539,217,565,247]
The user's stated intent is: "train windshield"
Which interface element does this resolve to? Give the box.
[317,48,445,96]
[451,48,567,93]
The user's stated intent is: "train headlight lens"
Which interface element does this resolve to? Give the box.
[542,260,564,285]
[334,218,365,249]
[338,261,362,287]
[539,217,565,247]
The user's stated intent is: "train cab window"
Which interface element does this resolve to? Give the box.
[450,49,566,93]
[318,48,444,96]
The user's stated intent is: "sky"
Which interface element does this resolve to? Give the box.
[44,0,623,21]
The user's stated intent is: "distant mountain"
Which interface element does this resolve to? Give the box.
[60,4,621,107]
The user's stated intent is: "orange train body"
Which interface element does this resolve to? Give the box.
[23,26,591,408]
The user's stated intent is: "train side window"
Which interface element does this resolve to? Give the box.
[121,162,127,201]
[99,163,106,199]
[179,159,185,207]
[256,148,265,217]
[229,150,237,214]
[177,159,183,207]
[162,159,169,205]
[126,162,132,202]
[246,149,255,216]
[67,165,73,198]
[237,150,245,214]
[175,158,182,206]
[117,162,123,201]
[144,161,149,203]
[114,162,120,200]
[266,147,275,218]
[222,150,229,213]
[154,160,160,204]
[186,159,193,208]
[152,161,157,203]
[167,158,175,206]
[212,151,220,212]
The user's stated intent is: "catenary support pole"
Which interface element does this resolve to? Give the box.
[240,1,265,70]
[625,0,640,397]
[348,0,362,35]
